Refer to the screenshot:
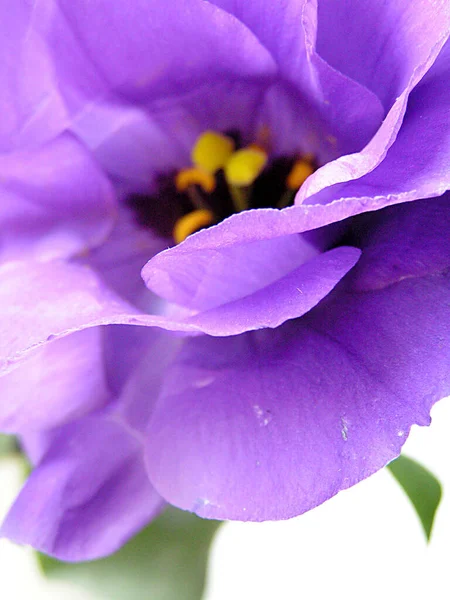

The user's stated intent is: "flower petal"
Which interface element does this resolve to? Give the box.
[143,233,320,311]
[145,198,450,520]
[179,246,361,336]
[145,270,450,520]
[84,206,167,308]
[0,260,196,375]
[297,31,449,204]
[36,0,277,186]
[108,329,184,434]
[44,0,276,109]
[207,0,312,85]
[316,0,450,110]
[0,134,116,261]
[0,328,108,434]
[1,416,164,560]
[305,44,450,207]
[0,1,68,150]
[349,194,450,292]
[210,0,384,155]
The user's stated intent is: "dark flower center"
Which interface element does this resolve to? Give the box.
[127,130,317,242]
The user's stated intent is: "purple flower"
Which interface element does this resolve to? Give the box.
[0,0,449,561]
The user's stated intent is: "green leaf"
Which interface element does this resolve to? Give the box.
[387,454,442,541]
[0,434,17,457]
[40,507,221,600]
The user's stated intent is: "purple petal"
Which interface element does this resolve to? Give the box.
[45,0,276,109]
[256,83,326,159]
[5,240,356,378]
[0,328,108,434]
[0,260,196,375]
[0,134,116,261]
[20,430,53,467]
[145,272,450,520]
[306,44,450,206]
[84,206,167,308]
[145,198,450,520]
[1,416,164,561]
[21,328,183,461]
[0,2,68,150]
[138,204,383,302]
[350,194,450,292]
[211,0,384,155]
[143,233,320,311]
[208,0,312,86]
[302,54,384,156]
[316,0,450,110]
[42,0,383,185]
[296,33,449,205]
[108,329,184,434]
[182,246,361,336]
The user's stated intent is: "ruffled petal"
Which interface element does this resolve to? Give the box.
[0,260,197,375]
[296,32,449,205]
[148,246,360,336]
[305,43,450,206]
[0,134,116,261]
[0,328,108,434]
[143,233,319,311]
[0,2,68,150]
[316,0,450,110]
[43,0,276,109]
[138,205,364,305]
[108,328,184,434]
[145,198,450,520]
[84,206,167,308]
[145,277,450,520]
[210,0,384,155]
[1,416,164,561]
[2,243,340,378]
[349,194,450,292]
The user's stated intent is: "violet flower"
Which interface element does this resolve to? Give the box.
[0,0,449,561]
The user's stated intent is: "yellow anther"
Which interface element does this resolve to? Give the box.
[224,148,268,187]
[191,131,235,174]
[173,209,215,244]
[175,168,216,194]
[286,159,315,190]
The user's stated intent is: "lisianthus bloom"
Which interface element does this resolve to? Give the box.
[0,0,449,561]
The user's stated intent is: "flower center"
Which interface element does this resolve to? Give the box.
[128,130,317,243]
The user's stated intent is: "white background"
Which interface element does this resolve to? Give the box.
[1,397,449,600]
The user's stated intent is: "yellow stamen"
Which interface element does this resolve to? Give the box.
[191,131,235,174]
[175,168,216,194]
[173,209,215,244]
[286,159,315,190]
[224,148,268,187]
